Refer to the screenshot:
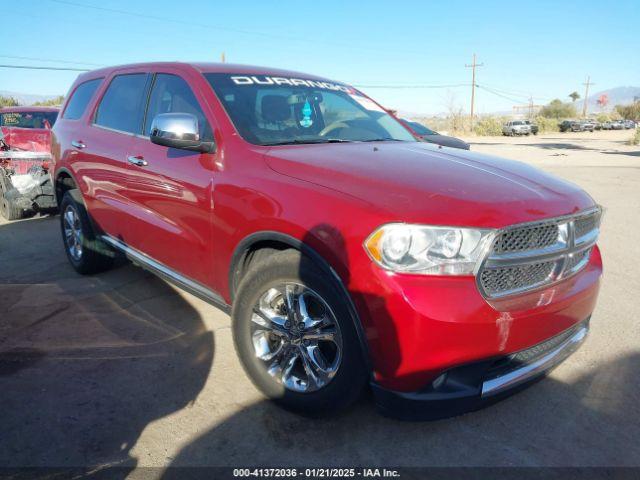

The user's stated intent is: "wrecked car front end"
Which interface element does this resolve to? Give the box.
[0,129,57,220]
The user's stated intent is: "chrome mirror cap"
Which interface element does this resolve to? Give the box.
[150,113,215,153]
[150,113,200,142]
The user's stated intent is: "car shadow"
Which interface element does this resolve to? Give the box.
[467,141,600,150]
[603,150,640,157]
[0,216,215,475]
[160,350,640,471]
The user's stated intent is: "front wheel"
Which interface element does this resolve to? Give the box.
[232,249,368,414]
[60,191,114,274]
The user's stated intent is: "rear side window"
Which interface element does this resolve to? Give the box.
[144,74,213,141]
[94,73,148,134]
[63,78,102,120]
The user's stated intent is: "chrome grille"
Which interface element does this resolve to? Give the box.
[477,207,601,298]
[493,224,559,254]
[480,262,556,297]
[575,214,598,239]
[566,248,591,272]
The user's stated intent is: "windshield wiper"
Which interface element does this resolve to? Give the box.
[261,139,352,146]
[366,138,406,142]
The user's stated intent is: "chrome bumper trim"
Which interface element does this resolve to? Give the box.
[481,324,589,397]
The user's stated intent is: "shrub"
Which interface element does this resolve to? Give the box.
[0,95,20,108]
[540,99,577,119]
[630,128,640,146]
[473,116,504,136]
[616,102,640,121]
[33,95,65,107]
[534,116,560,133]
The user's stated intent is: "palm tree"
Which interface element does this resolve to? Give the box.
[569,91,580,103]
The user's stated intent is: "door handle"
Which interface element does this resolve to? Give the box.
[127,156,148,167]
[71,140,86,149]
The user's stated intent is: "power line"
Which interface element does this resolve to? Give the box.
[476,84,529,105]
[0,63,468,90]
[0,64,89,72]
[0,54,103,67]
[46,0,427,56]
[353,83,470,89]
[479,83,549,101]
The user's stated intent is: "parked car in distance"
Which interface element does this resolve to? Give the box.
[585,119,600,130]
[502,120,531,136]
[523,120,539,135]
[399,119,470,150]
[52,62,603,419]
[580,120,595,132]
[600,121,613,130]
[559,120,585,132]
[623,120,635,129]
[611,120,625,130]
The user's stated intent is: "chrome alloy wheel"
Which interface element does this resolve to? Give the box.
[63,205,83,261]
[251,283,343,393]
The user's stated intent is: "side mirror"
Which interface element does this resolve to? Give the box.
[150,113,215,153]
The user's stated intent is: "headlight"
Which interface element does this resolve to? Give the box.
[364,224,495,275]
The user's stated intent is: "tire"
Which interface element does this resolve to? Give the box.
[60,190,114,274]
[232,249,368,414]
[0,194,23,221]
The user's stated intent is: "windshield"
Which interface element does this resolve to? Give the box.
[0,111,58,129]
[204,73,416,146]
[407,120,437,135]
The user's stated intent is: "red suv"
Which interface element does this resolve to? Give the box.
[52,63,602,419]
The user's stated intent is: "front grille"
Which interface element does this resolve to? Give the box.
[493,223,559,254]
[566,249,591,271]
[480,261,556,297]
[477,208,601,298]
[575,214,598,239]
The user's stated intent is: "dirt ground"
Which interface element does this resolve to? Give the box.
[0,129,639,473]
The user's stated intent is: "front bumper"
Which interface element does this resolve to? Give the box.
[372,318,590,420]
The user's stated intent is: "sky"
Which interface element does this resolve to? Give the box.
[2,0,639,115]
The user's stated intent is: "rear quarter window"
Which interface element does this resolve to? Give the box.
[63,78,103,120]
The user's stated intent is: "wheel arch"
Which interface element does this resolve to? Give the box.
[54,167,80,207]
[229,230,372,372]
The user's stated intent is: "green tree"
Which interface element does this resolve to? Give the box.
[540,99,577,119]
[615,102,640,120]
[33,95,65,107]
[569,91,580,103]
[0,95,20,108]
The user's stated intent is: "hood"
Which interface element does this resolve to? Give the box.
[264,141,595,228]
[0,127,52,153]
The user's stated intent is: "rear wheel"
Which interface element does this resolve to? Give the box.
[0,194,23,221]
[60,191,114,274]
[232,249,368,414]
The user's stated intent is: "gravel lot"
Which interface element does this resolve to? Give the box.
[1,130,638,472]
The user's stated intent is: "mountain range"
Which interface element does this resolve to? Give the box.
[585,86,640,110]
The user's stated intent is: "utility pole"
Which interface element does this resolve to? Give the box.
[221,52,226,63]
[528,96,534,118]
[465,54,483,129]
[582,76,594,118]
